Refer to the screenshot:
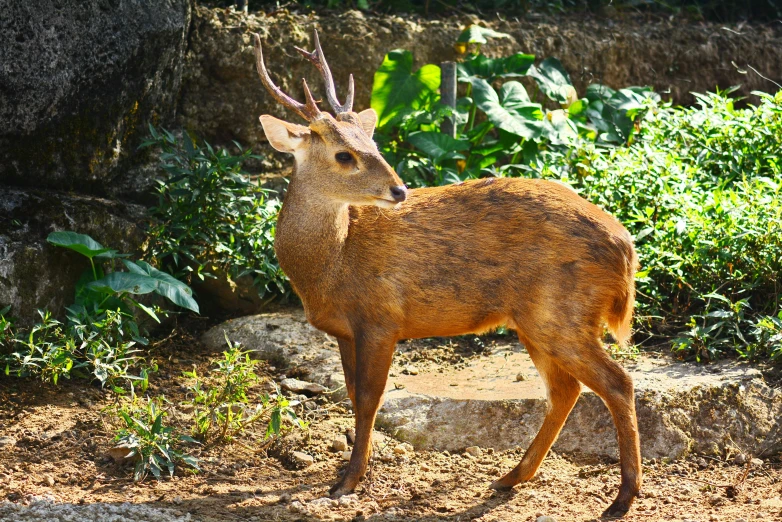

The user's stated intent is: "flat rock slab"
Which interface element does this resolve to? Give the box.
[204,312,782,460]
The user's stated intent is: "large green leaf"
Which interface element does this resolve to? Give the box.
[457,53,535,82]
[122,260,200,313]
[456,26,511,44]
[471,78,546,140]
[527,58,574,104]
[407,131,470,164]
[87,272,159,295]
[47,231,113,259]
[371,50,441,129]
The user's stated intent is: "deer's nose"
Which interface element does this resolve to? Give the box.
[390,185,407,203]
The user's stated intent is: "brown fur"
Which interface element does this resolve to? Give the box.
[261,111,641,517]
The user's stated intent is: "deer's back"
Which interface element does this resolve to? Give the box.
[338,177,636,339]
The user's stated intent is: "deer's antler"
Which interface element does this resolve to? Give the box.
[252,33,321,121]
[294,30,355,115]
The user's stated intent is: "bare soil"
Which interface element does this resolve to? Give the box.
[0,326,780,521]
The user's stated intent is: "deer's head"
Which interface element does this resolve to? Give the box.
[253,32,407,208]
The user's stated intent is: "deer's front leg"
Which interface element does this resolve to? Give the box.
[329,332,395,498]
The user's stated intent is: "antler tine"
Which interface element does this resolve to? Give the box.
[252,33,320,122]
[293,30,354,114]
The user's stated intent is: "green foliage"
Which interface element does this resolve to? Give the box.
[0,231,200,387]
[112,395,200,482]
[142,126,287,299]
[372,25,656,188]
[183,337,306,444]
[531,90,782,361]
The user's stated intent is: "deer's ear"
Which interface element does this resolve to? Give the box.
[260,115,310,153]
[357,108,378,138]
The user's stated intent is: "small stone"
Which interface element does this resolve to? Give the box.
[43,475,55,487]
[0,436,17,448]
[341,450,352,461]
[379,453,394,463]
[173,496,183,505]
[733,453,748,465]
[464,446,482,457]
[536,516,556,522]
[338,494,358,507]
[515,373,527,381]
[393,442,414,455]
[403,365,419,375]
[280,378,327,395]
[291,451,314,467]
[309,497,337,508]
[331,437,348,452]
[696,457,708,469]
[750,458,763,467]
[420,463,431,471]
[288,500,306,513]
[279,493,291,504]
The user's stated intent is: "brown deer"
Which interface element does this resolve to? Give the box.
[251,30,642,518]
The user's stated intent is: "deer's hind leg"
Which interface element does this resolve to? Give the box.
[490,339,582,490]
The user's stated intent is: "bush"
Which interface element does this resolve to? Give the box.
[142,127,288,299]
[0,232,199,387]
[531,90,782,361]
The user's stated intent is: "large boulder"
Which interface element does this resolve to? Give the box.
[179,6,782,149]
[0,188,146,326]
[0,0,191,200]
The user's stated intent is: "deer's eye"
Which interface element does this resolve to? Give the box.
[335,152,353,164]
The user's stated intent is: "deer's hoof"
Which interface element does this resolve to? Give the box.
[601,500,630,519]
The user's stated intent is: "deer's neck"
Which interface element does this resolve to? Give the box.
[275,181,350,303]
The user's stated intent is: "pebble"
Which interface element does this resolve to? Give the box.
[280,378,327,395]
[515,373,527,381]
[379,453,394,463]
[338,494,358,507]
[696,457,708,469]
[309,496,338,508]
[43,475,55,487]
[420,463,431,471]
[0,436,17,448]
[751,458,763,467]
[173,496,183,505]
[341,450,352,460]
[464,446,482,457]
[536,516,556,522]
[288,500,307,513]
[403,366,419,375]
[291,451,314,467]
[733,453,748,465]
[331,437,348,452]
[393,442,414,455]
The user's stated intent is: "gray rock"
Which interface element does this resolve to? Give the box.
[280,378,327,396]
[733,453,748,465]
[0,188,146,326]
[0,436,17,448]
[0,0,191,199]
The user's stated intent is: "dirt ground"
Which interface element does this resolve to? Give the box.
[0,325,780,522]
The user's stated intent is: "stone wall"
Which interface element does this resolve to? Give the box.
[178,6,782,149]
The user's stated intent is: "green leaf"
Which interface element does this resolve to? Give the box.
[499,81,530,108]
[471,78,546,140]
[456,25,511,44]
[457,53,534,82]
[47,231,112,259]
[370,50,441,129]
[407,132,470,163]
[87,273,159,296]
[527,58,574,104]
[122,260,199,313]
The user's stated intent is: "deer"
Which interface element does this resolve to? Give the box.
[250,30,642,518]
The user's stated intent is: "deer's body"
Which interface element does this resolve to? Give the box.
[277,177,635,344]
[250,31,642,518]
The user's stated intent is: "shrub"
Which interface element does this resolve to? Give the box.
[112,395,200,481]
[142,127,287,299]
[183,337,306,445]
[1,232,198,387]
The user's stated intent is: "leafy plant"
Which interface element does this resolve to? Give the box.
[113,395,200,481]
[142,126,287,298]
[372,25,656,187]
[183,337,306,444]
[1,231,197,387]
